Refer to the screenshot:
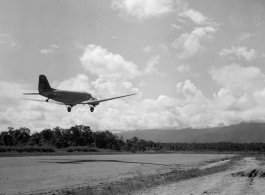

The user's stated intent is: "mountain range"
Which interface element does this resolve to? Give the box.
[117,122,265,143]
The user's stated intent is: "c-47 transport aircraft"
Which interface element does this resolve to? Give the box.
[23,75,137,112]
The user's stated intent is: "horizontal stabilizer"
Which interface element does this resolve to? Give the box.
[81,93,137,105]
[23,93,40,95]
[21,98,65,105]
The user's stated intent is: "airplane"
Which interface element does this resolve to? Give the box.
[23,75,137,112]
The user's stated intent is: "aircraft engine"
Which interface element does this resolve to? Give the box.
[90,97,99,106]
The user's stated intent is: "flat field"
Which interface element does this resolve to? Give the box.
[0,153,231,194]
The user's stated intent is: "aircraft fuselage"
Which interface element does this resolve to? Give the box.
[40,90,93,105]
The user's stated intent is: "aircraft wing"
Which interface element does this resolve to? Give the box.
[21,98,65,105]
[23,93,40,95]
[80,93,137,105]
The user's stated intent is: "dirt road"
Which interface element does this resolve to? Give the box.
[134,157,265,195]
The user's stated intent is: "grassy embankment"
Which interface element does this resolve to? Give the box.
[0,145,257,157]
[0,145,56,153]
[64,155,242,195]
[0,146,101,156]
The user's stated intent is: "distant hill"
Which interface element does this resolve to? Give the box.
[117,122,265,143]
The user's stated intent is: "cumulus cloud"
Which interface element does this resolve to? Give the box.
[0,108,46,128]
[91,76,139,97]
[110,0,217,32]
[208,64,265,123]
[0,80,38,112]
[144,56,164,75]
[175,64,199,77]
[179,8,208,25]
[80,45,164,79]
[171,23,181,30]
[80,44,141,79]
[220,46,257,61]
[40,44,59,54]
[171,64,265,128]
[111,0,174,20]
[236,32,260,44]
[0,81,31,99]
[57,74,93,92]
[169,1,219,59]
[172,26,216,59]
[176,80,203,98]
[209,64,264,94]
[157,95,181,107]
[173,0,219,27]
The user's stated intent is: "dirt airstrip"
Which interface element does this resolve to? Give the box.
[0,153,230,195]
[133,157,265,195]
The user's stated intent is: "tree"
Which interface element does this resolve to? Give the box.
[30,132,41,146]
[80,126,94,146]
[40,129,53,144]
[13,127,31,145]
[0,131,14,146]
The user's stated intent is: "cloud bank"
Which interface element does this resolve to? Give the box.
[220,46,257,61]
[3,63,265,131]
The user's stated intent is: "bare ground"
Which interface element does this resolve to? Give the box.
[133,157,265,195]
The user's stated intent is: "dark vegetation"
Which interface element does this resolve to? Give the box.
[0,126,159,153]
[1,124,265,153]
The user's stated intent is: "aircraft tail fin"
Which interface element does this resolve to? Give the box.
[38,75,53,92]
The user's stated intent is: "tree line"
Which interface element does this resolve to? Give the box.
[160,142,265,152]
[0,126,159,152]
[1,126,265,153]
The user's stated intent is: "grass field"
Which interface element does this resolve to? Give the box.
[0,153,234,195]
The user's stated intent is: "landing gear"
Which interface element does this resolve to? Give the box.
[46,99,49,102]
[90,106,94,112]
[67,107,72,112]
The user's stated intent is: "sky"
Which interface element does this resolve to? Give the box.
[1,0,265,132]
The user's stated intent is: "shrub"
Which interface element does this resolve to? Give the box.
[0,146,56,153]
[64,146,99,153]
